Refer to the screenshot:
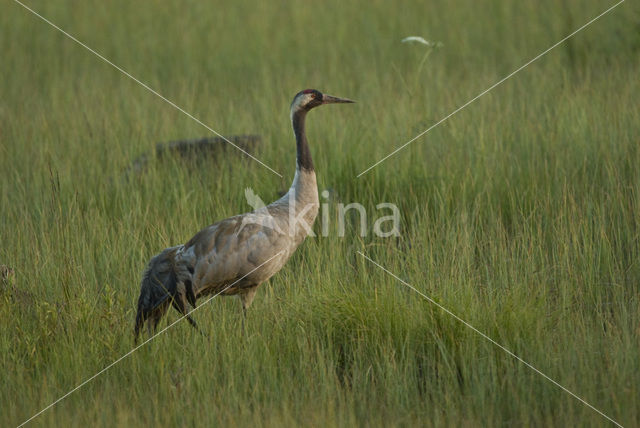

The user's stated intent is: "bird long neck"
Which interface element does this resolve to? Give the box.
[292,109,314,171]
[283,107,319,235]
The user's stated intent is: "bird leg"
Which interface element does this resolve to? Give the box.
[171,295,206,337]
[184,279,197,309]
[185,313,201,331]
[241,305,247,336]
[239,286,258,336]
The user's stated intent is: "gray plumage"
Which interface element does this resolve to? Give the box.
[134,89,354,342]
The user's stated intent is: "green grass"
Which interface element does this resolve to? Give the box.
[1,0,639,426]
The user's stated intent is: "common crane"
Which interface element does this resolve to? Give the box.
[134,89,354,341]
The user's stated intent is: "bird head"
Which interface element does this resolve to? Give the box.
[290,89,355,115]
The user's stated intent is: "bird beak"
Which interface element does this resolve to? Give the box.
[322,94,356,104]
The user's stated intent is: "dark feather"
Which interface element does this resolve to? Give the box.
[185,279,197,308]
[134,247,192,342]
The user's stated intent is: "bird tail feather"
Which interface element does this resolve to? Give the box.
[134,246,190,342]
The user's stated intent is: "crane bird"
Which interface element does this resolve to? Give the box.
[134,89,354,342]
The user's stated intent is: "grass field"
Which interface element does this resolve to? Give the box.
[1,0,639,426]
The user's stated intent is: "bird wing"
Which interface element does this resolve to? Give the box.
[184,210,296,296]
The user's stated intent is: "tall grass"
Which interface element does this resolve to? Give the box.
[1,0,639,426]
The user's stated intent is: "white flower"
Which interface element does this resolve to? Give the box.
[401,36,443,48]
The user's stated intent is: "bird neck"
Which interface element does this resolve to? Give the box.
[285,107,319,228]
[292,109,314,172]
